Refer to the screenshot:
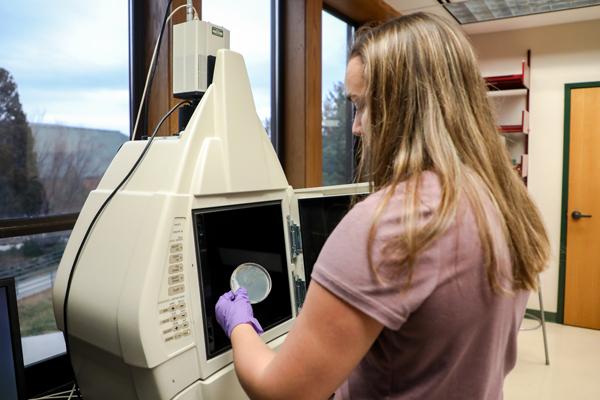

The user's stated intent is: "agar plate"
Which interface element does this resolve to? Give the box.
[230,262,272,304]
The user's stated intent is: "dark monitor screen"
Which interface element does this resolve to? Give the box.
[193,201,292,359]
[0,278,26,400]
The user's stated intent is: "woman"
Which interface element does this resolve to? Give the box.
[216,12,549,400]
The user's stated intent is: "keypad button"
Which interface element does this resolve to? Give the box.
[169,253,183,264]
[169,263,183,274]
[168,284,185,296]
[168,274,184,285]
[170,243,183,253]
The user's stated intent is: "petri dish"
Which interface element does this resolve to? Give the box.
[230,262,272,304]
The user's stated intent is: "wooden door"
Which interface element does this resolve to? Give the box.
[564,85,600,329]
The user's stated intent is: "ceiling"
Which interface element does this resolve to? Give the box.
[384,0,600,34]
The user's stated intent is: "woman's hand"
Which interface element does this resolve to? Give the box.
[215,282,383,400]
[215,287,263,337]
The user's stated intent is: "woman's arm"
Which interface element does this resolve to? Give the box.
[230,281,383,400]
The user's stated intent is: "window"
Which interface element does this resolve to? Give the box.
[321,10,355,186]
[0,231,70,364]
[202,0,273,139]
[0,0,129,368]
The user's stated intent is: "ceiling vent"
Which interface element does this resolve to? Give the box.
[443,0,600,24]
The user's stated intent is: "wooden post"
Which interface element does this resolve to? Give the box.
[281,0,323,188]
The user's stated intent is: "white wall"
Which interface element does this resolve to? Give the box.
[469,19,600,313]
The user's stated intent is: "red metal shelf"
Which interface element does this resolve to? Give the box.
[485,61,530,91]
[499,110,529,135]
[486,51,530,186]
[500,125,525,133]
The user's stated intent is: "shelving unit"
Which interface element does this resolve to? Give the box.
[485,52,531,182]
[485,60,530,91]
[499,110,529,135]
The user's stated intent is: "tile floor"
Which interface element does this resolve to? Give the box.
[505,321,600,399]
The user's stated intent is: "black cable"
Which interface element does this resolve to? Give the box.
[62,100,191,398]
[137,0,173,140]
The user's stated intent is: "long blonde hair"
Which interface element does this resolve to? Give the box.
[351,13,549,292]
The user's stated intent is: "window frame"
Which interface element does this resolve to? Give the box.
[280,0,398,188]
[0,214,77,239]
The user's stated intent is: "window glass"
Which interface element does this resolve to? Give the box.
[0,0,129,365]
[0,0,130,219]
[322,11,354,186]
[202,1,272,138]
[0,231,71,365]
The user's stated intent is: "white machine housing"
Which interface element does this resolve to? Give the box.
[53,49,368,400]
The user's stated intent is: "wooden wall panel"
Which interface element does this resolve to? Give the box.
[282,0,322,188]
[282,0,305,187]
[324,0,399,25]
[130,0,150,139]
[305,0,323,188]
[147,0,172,137]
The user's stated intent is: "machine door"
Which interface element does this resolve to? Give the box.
[293,183,370,291]
[192,201,293,359]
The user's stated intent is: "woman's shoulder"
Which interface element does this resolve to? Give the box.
[356,171,443,215]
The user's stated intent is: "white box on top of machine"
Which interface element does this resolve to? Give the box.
[173,20,230,98]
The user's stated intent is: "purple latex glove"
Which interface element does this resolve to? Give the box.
[215,287,264,337]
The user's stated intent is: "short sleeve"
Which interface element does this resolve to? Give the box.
[310,182,443,330]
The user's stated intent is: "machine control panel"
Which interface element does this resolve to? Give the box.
[159,217,191,343]
[159,299,191,342]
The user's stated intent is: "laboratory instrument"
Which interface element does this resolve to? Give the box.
[53,17,368,400]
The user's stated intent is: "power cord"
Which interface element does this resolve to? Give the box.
[28,384,75,400]
[132,1,199,140]
[61,99,191,398]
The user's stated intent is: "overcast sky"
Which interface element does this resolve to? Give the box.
[0,0,130,135]
[0,1,347,137]
[322,11,350,103]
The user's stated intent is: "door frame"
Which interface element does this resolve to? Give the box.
[558,81,600,324]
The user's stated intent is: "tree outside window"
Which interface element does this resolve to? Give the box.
[322,11,355,186]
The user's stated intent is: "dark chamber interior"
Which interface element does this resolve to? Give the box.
[193,201,291,359]
[298,194,360,288]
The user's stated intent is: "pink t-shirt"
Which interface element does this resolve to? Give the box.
[311,171,528,400]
